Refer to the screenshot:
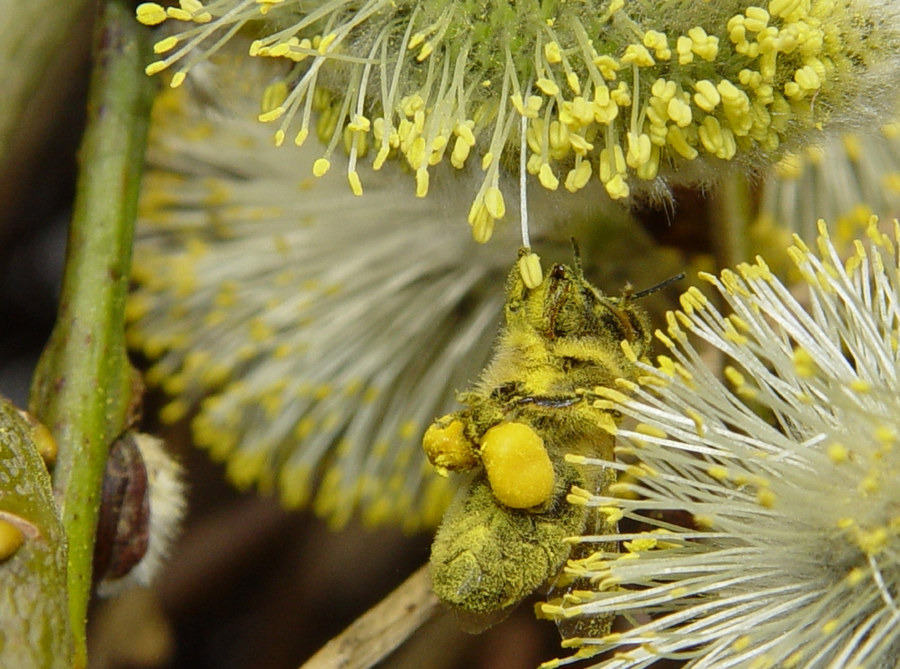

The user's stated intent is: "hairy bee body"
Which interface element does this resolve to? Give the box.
[424,252,651,628]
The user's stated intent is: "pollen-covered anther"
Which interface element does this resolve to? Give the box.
[166,0,212,23]
[518,251,543,289]
[480,422,554,509]
[136,2,168,25]
[621,44,654,67]
[599,145,629,199]
[643,30,671,60]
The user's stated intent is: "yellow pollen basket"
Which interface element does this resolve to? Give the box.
[480,422,555,509]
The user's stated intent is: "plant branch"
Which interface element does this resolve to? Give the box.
[300,563,441,669]
[29,2,155,666]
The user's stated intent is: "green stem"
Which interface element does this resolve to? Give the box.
[29,2,155,666]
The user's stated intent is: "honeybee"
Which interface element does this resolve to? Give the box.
[423,247,651,631]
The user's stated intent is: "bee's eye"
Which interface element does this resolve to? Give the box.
[561,356,588,372]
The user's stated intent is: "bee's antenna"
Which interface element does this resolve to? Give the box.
[632,273,686,299]
[570,238,583,275]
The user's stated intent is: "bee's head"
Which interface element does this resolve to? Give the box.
[505,252,652,360]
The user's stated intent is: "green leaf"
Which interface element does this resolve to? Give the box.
[0,399,71,668]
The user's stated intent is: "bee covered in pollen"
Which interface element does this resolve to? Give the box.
[423,247,652,630]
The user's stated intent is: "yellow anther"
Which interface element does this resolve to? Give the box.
[407,32,426,50]
[604,174,629,199]
[518,252,543,289]
[261,81,288,114]
[564,160,593,192]
[785,65,821,100]
[454,121,476,145]
[756,488,776,508]
[610,82,631,106]
[153,35,179,54]
[136,2,167,25]
[687,27,718,61]
[544,41,563,64]
[698,116,737,159]
[268,42,291,58]
[538,163,560,190]
[599,145,626,185]
[621,44,654,67]
[568,132,593,155]
[560,96,595,128]
[643,30,671,60]
[415,167,429,197]
[769,0,803,19]
[547,120,571,156]
[626,131,651,169]
[258,106,285,123]
[676,35,693,64]
[635,144,660,180]
[593,55,620,80]
[417,42,434,62]
[827,443,849,463]
[744,7,769,33]
[707,465,729,481]
[312,158,330,177]
[667,126,698,160]
[592,88,619,124]
[468,202,494,243]
[145,61,168,76]
[536,78,560,96]
[451,136,472,168]
[651,78,676,101]
[693,80,721,112]
[318,33,337,54]
[166,7,193,21]
[484,187,506,219]
[667,97,692,127]
[347,114,371,133]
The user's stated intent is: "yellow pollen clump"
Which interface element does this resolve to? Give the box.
[480,422,554,509]
[422,417,479,475]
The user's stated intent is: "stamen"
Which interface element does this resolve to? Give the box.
[518,113,542,289]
